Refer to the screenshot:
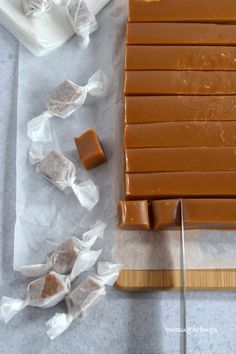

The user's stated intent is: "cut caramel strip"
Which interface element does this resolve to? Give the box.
[125,147,236,173]
[126,46,236,71]
[129,0,236,23]
[127,23,236,46]
[125,96,236,124]
[124,122,236,148]
[125,71,236,95]
[151,199,236,230]
[125,172,236,199]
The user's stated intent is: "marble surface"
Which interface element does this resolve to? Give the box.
[0,21,236,354]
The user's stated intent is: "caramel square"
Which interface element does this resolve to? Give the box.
[151,200,180,230]
[118,200,150,230]
[74,130,107,170]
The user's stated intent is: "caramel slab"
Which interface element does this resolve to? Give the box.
[125,96,236,124]
[129,0,236,23]
[152,199,236,230]
[127,23,236,46]
[125,172,236,199]
[118,200,150,230]
[124,122,236,149]
[125,147,236,173]
[126,46,236,71]
[125,71,236,96]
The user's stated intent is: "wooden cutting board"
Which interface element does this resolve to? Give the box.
[116,269,236,291]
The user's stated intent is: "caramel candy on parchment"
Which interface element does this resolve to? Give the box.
[118,200,150,230]
[74,130,107,170]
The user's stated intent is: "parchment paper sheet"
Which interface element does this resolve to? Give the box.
[15,0,236,272]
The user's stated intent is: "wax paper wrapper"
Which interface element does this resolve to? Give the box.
[0,245,102,323]
[67,0,98,48]
[0,0,111,56]
[27,69,109,142]
[46,262,122,339]
[0,0,74,57]
[17,221,106,276]
[22,0,53,18]
[14,0,236,284]
[29,147,99,210]
[14,1,125,273]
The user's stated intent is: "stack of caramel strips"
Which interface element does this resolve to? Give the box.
[118,0,236,231]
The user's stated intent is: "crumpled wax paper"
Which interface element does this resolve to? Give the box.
[0,0,111,56]
[15,0,236,274]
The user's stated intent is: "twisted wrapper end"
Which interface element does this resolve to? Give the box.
[22,0,53,19]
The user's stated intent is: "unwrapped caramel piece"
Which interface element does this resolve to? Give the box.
[151,200,181,230]
[125,147,236,173]
[74,130,107,170]
[118,200,150,230]
[126,46,236,71]
[125,96,236,124]
[125,122,236,149]
[127,23,236,45]
[125,71,236,96]
[129,0,236,23]
[125,172,236,200]
[152,199,236,230]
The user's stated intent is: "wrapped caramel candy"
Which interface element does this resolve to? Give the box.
[67,0,98,48]
[27,70,109,142]
[29,148,99,210]
[22,0,53,18]
[46,262,122,339]
[0,248,102,324]
[17,221,106,277]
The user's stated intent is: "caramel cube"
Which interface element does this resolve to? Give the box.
[151,200,181,231]
[118,200,150,230]
[74,130,107,170]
